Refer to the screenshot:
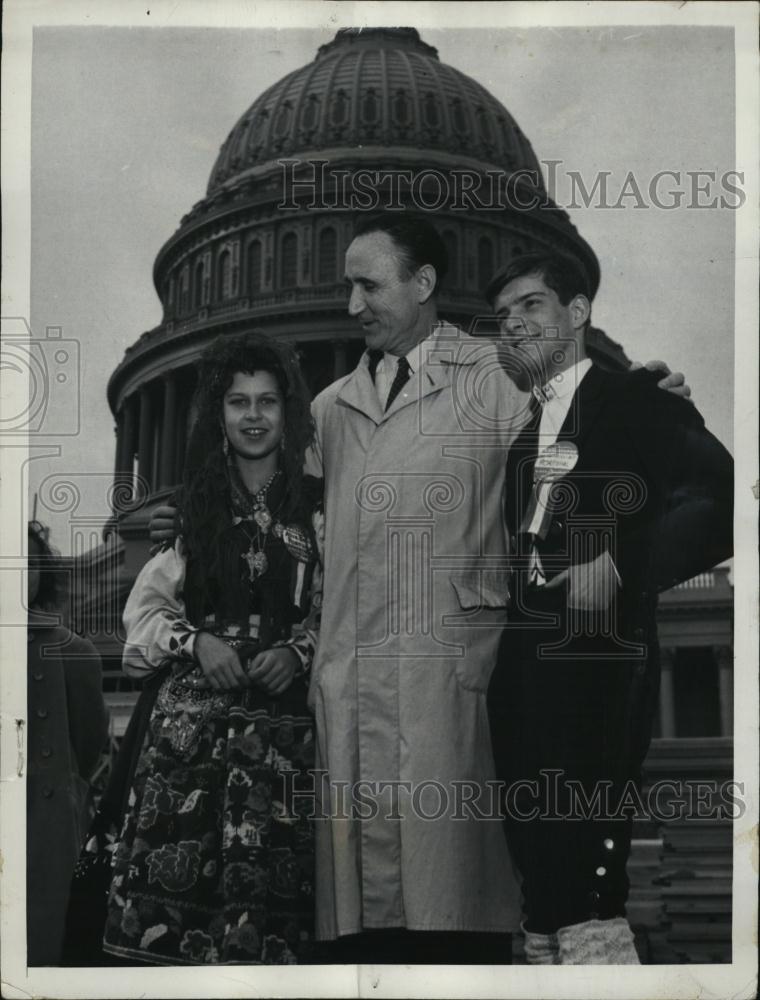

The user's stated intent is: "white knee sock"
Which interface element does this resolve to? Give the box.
[556,917,640,965]
[521,922,559,965]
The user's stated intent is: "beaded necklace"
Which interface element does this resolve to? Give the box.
[229,467,284,582]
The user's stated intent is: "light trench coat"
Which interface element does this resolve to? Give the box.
[305,324,528,940]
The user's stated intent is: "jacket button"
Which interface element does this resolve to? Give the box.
[42,786,53,798]
[552,520,564,535]
[36,707,48,719]
[588,890,600,904]
[596,866,607,877]
[41,747,52,759]
[32,671,44,682]
[604,838,615,851]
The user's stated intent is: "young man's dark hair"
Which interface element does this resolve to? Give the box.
[353,212,449,291]
[486,251,591,310]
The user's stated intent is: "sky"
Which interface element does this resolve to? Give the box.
[12,6,749,553]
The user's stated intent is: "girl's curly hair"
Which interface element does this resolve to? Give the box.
[180,331,314,623]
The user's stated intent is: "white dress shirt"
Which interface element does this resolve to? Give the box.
[535,356,593,446]
[526,357,620,588]
[374,339,426,409]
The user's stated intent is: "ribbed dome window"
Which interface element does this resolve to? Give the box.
[318,227,337,284]
[301,94,319,132]
[275,102,292,138]
[280,232,298,288]
[392,89,410,126]
[423,92,440,128]
[330,90,349,126]
[362,88,379,124]
[452,98,468,136]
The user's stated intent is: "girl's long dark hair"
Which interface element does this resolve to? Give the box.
[180,331,314,623]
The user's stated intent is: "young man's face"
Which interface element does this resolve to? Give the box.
[492,271,588,389]
[344,231,430,357]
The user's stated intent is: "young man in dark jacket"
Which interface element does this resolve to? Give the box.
[486,252,734,964]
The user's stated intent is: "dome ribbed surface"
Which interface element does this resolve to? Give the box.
[207,27,543,194]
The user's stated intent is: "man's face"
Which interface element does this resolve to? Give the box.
[492,272,586,389]
[344,231,428,356]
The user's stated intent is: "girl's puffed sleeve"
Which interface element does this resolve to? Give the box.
[122,539,199,678]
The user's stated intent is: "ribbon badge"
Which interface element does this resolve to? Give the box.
[520,441,579,540]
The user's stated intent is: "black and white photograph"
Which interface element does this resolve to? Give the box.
[1,2,757,998]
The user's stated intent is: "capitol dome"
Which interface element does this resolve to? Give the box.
[207,28,544,195]
[108,26,600,521]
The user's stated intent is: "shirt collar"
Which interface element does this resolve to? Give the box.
[536,357,593,404]
[379,336,428,376]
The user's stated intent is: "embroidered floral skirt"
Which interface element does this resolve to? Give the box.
[102,676,315,965]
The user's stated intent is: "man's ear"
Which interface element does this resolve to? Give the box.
[415,263,437,305]
[570,294,591,331]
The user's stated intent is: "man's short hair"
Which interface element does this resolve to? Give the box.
[485,251,592,307]
[353,212,449,291]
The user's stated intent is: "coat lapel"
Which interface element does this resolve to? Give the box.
[381,324,462,418]
[556,363,610,452]
[335,352,385,425]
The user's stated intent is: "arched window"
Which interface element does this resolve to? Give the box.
[318,227,337,284]
[478,237,494,291]
[280,232,298,288]
[218,249,232,300]
[193,259,205,310]
[442,230,458,287]
[178,266,189,313]
[248,240,262,294]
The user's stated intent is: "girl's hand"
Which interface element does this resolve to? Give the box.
[246,647,300,695]
[194,631,250,690]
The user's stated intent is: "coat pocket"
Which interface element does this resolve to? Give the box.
[447,570,510,692]
[450,569,511,611]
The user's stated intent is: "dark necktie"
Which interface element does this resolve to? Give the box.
[385,356,412,411]
[505,391,543,539]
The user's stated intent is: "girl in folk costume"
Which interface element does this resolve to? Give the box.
[102,332,322,965]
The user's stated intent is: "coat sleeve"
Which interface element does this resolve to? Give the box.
[304,396,325,479]
[615,376,734,590]
[62,633,110,779]
[122,539,199,677]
